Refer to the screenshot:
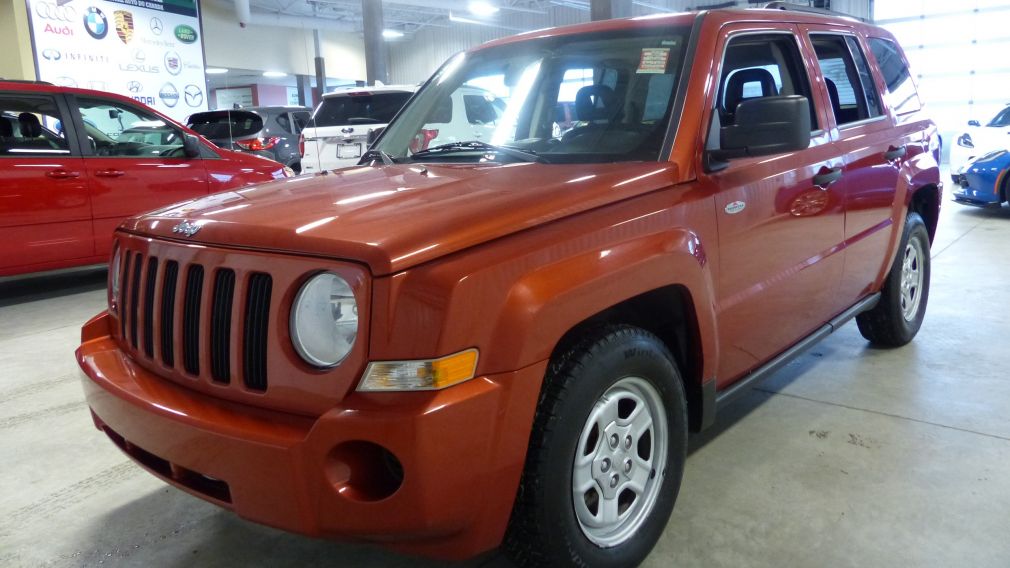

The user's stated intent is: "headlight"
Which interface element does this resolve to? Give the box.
[109,245,121,313]
[358,349,479,391]
[290,272,358,367]
[957,133,974,148]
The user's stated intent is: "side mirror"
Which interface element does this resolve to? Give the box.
[367,127,385,146]
[182,133,202,158]
[710,95,812,165]
[968,120,981,127]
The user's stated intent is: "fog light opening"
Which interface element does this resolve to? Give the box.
[325,441,404,502]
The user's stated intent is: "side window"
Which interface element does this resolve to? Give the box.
[867,37,921,115]
[77,97,183,158]
[716,34,818,130]
[293,112,310,132]
[0,95,71,157]
[810,35,882,126]
[276,113,292,133]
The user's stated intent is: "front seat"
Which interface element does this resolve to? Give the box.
[562,84,622,149]
[724,68,779,120]
[18,112,43,138]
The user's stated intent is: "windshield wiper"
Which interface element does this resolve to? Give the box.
[410,141,547,163]
[361,148,395,166]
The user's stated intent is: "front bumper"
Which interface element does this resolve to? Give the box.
[76,312,546,560]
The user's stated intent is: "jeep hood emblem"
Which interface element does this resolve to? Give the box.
[172,220,201,237]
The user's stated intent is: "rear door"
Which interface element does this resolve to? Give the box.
[0,92,92,275]
[69,94,209,257]
[801,27,906,303]
[701,26,847,386]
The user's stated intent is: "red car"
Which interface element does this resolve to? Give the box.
[0,81,291,277]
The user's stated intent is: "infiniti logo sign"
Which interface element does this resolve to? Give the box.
[42,48,61,61]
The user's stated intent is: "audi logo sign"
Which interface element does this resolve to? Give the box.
[34,2,76,22]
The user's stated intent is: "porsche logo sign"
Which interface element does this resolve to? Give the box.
[114,10,134,44]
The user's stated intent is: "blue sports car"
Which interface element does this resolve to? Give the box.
[952,150,1010,207]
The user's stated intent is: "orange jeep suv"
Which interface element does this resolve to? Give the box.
[76,5,941,567]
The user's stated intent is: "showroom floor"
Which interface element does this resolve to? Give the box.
[2,195,1009,568]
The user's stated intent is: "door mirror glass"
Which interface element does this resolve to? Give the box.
[182,133,202,158]
[714,95,811,160]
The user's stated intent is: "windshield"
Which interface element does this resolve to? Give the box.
[987,106,1010,128]
[313,91,413,127]
[375,26,691,164]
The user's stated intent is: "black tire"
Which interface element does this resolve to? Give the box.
[504,325,687,568]
[856,211,931,347]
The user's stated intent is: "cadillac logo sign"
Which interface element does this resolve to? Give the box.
[114,10,134,44]
[172,220,201,237]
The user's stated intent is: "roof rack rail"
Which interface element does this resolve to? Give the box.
[759,2,868,23]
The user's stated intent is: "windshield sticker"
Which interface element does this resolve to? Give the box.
[637,48,670,74]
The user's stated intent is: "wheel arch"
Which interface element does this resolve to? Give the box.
[909,183,941,243]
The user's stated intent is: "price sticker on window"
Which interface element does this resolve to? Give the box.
[637,48,670,74]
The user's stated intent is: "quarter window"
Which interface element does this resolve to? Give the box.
[0,95,70,157]
[868,37,922,115]
[811,35,882,126]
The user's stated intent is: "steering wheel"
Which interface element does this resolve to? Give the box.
[161,146,187,158]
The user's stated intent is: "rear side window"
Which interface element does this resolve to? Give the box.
[0,95,70,157]
[187,111,263,140]
[293,112,310,132]
[312,92,412,127]
[275,113,292,133]
[868,37,921,115]
[810,34,882,126]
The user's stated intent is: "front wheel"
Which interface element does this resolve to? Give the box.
[857,211,931,346]
[504,325,687,568]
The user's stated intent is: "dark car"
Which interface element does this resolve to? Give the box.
[187,106,311,173]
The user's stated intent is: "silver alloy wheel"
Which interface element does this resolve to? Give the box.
[573,376,668,548]
[899,239,925,321]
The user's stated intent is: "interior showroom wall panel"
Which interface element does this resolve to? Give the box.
[875,0,1010,155]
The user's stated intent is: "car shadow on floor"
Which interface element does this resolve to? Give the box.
[951,203,1010,220]
[0,267,107,307]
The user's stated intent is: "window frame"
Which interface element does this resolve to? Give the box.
[0,91,81,158]
[66,94,187,159]
[704,28,826,156]
[807,32,887,131]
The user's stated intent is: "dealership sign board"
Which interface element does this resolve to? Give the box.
[26,0,208,121]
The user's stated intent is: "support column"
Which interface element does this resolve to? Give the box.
[590,0,632,21]
[296,74,312,107]
[362,0,388,86]
[313,29,327,97]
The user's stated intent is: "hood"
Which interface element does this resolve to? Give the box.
[122,161,680,276]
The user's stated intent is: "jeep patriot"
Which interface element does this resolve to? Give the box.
[76,5,941,567]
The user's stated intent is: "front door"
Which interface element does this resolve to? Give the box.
[700,27,847,386]
[0,92,92,275]
[69,95,209,257]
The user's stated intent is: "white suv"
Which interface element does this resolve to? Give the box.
[300,86,416,173]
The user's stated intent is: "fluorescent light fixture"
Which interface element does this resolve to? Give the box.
[468,0,499,16]
[262,71,287,78]
[382,29,403,39]
[205,67,228,74]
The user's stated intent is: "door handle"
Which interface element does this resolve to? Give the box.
[46,169,80,179]
[95,169,126,178]
[884,145,907,161]
[813,166,843,189]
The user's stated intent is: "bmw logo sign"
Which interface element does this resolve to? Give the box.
[159,82,179,108]
[83,6,108,40]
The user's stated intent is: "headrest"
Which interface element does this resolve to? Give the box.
[18,113,42,138]
[575,84,619,122]
[0,117,12,137]
[725,68,778,113]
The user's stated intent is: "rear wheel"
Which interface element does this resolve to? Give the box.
[857,211,931,346]
[504,325,687,568]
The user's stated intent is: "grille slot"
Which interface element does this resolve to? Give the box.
[243,273,272,391]
[119,252,132,339]
[182,265,204,376]
[129,253,143,348]
[210,269,236,383]
[142,257,158,358]
[160,261,179,368]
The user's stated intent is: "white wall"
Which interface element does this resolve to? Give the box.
[201,1,366,82]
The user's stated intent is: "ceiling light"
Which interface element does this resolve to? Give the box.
[262,71,287,78]
[205,68,228,75]
[382,29,403,39]
[468,0,499,17]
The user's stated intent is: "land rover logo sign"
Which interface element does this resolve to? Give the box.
[159,83,179,107]
[172,220,201,237]
[174,24,197,44]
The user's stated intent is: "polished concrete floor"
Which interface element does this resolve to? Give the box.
[3,197,1010,567]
